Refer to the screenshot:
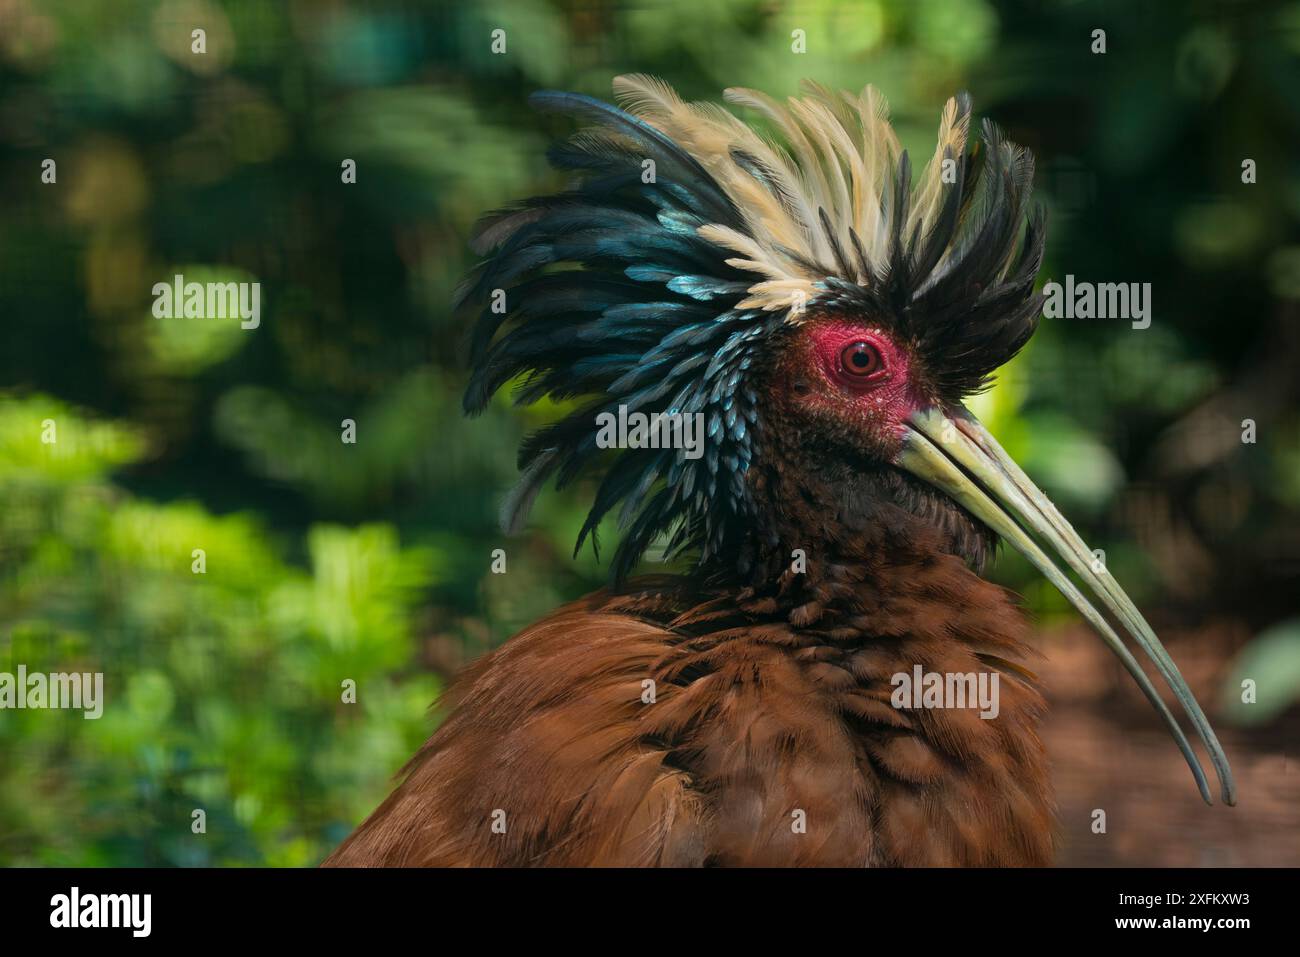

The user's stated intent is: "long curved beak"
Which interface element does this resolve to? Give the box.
[896,405,1235,807]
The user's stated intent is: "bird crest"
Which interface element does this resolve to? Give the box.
[459,75,1045,579]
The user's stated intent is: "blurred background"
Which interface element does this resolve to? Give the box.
[1,0,1298,866]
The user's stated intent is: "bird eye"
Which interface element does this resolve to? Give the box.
[839,341,882,378]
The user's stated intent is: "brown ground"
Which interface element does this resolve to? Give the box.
[1037,619,1300,867]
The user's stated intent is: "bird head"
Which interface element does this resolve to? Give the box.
[460,75,1234,806]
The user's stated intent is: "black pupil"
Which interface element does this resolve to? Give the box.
[847,344,874,371]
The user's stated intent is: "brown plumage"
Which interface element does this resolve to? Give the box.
[325,525,1052,867]
[325,77,1234,867]
[328,401,1052,867]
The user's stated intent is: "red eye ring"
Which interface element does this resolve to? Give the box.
[838,341,883,378]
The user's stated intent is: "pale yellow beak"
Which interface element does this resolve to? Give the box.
[895,405,1235,806]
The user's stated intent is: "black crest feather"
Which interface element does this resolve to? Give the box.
[460,78,1046,579]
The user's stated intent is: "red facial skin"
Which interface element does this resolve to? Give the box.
[772,316,932,460]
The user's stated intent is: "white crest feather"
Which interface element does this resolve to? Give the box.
[613,74,971,316]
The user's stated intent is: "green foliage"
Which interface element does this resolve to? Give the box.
[0,397,438,865]
[1221,619,1300,727]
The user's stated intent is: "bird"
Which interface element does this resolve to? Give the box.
[324,75,1235,867]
